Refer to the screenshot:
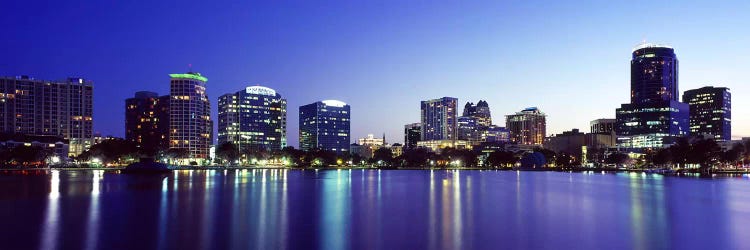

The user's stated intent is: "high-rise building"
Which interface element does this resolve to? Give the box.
[218,86,287,151]
[683,86,731,141]
[0,75,93,156]
[169,72,212,161]
[125,91,170,154]
[615,44,689,148]
[458,116,481,143]
[404,122,421,150]
[299,100,350,153]
[421,97,457,141]
[463,100,492,127]
[506,107,546,145]
[590,118,616,134]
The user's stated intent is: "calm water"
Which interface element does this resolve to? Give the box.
[1,169,749,250]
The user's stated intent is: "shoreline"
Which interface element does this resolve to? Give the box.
[2,166,749,175]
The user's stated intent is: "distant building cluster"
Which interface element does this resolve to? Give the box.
[4,41,737,166]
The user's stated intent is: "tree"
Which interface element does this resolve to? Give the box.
[215,142,239,164]
[78,138,139,165]
[372,147,394,167]
[687,138,721,172]
[605,152,629,166]
[486,150,517,168]
[652,148,672,166]
[398,148,431,168]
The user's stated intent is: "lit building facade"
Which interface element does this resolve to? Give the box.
[481,125,511,143]
[125,91,170,154]
[169,72,212,161]
[404,122,421,150]
[463,100,492,127]
[0,76,93,156]
[506,107,546,145]
[417,139,472,152]
[683,86,731,141]
[457,116,481,143]
[421,97,457,141]
[218,86,287,151]
[543,128,616,164]
[616,44,689,148]
[590,118,616,134]
[299,100,350,154]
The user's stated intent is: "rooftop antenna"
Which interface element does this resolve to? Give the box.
[188,63,193,73]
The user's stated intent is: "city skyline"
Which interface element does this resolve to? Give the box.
[4,1,750,146]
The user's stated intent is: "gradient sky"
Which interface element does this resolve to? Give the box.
[3,1,749,146]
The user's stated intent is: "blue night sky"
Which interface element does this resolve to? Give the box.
[3,1,749,146]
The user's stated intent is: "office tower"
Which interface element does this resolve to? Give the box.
[169,72,212,161]
[0,75,93,156]
[458,116,481,143]
[615,44,689,148]
[463,100,492,127]
[481,125,511,143]
[218,86,287,151]
[421,97,457,141]
[506,107,546,145]
[125,91,170,153]
[404,122,421,150]
[683,86,731,141]
[299,100,350,153]
[590,118,616,134]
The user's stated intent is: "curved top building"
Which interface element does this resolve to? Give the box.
[218,85,287,152]
[630,44,679,104]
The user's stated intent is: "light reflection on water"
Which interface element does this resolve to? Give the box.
[1,170,749,249]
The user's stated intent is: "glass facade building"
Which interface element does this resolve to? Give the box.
[683,86,731,141]
[462,100,492,127]
[404,122,421,150]
[299,100,350,154]
[457,116,481,143]
[0,76,93,156]
[169,72,212,161]
[421,97,457,141]
[125,91,170,154]
[616,44,690,148]
[218,86,287,151]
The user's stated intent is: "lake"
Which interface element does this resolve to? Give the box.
[1,169,749,250]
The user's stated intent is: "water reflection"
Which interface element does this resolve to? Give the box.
[4,170,750,249]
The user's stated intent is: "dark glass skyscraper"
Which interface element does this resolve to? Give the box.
[404,123,421,150]
[125,91,170,154]
[616,44,689,148]
[683,86,731,141]
[299,100,350,154]
[218,86,287,151]
[421,97,457,141]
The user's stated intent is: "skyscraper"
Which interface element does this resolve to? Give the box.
[506,107,546,145]
[404,122,421,150]
[463,100,492,127]
[169,72,212,161]
[421,97,457,141]
[615,44,689,148]
[683,86,731,141]
[0,75,93,156]
[125,91,170,154]
[218,86,287,151]
[299,100,350,153]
